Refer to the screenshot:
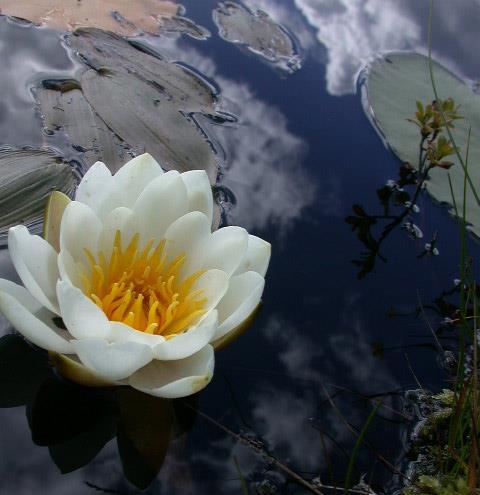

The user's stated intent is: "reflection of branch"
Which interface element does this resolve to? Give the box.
[84,482,124,494]
[181,401,325,495]
[346,161,432,279]
[347,99,461,279]
[319,384,409,481]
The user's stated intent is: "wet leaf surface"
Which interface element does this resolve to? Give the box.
[37,28,221,183]
[364,53,480,236]
[212,1,301,73]
[37,85,132,171]
[81,67,218,181]
[69,28,217,114]
[0,0,178,36]
[0,148,77,244]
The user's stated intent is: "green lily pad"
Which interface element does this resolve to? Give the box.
[364,52,480,236]
[0,149,76,244]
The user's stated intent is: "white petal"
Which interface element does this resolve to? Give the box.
[192,269,229,316]
[73,339,154,381]
[153,310,218,360]
[129,345,214,398]
[214,271,265,341]
[8,225,60,314]
[187,227,249,276]
[0,278,42,313]
[133,171,188,244]
[58,250,83,289]
[163,211,211,268]
[235,235,271,277]
[108,322,166,347]
[97,207,138,259]
[75,161,113,217]
[59,201,102,266]
[181,170,213,226]
[57,281,111,340]
[110,153,164,209]
[0,287,73,353]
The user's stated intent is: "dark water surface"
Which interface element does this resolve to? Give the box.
[0,1,479,493]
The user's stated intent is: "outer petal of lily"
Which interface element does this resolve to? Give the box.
[72,339,154,381]
[153,310,218,360]
[129,345,214,398]
[235,235,271,277]
[108,322,166,347]
[75,161,113,217]
[8,225,60,314]
[57,281,111,340]
[59,201,102,266]
[133,171,188,244]
[0,280,73,353]
[163,211,211,267]
[213,271,265,342]
[180,170,213,226]
[188,227,249,276]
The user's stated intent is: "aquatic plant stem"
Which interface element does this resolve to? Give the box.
[344,401,381,495]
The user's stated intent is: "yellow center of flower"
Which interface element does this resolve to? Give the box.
[80,231,206,337]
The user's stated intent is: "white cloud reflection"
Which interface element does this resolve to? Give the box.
[144,37,316,237]
[244,0,480,96]
[293,0,421,96]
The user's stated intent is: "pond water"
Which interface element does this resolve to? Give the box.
[0,1,479,493]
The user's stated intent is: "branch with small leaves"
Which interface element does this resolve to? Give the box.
[346,98,462,278]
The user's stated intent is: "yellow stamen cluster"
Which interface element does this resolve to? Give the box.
[80,231,206,337]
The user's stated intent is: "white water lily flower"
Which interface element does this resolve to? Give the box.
[0,154,270,398]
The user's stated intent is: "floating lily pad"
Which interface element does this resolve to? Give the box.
[69,28,217,114]
[364,53,480,236]
[0,0,178,36]
[80,68,218,182]
[0,149,77,244]
[37,85,132,171]
[37,28,221,183]
[158,14,211,40]
[212,1,301,73]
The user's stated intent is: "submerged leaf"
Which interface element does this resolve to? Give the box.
[0,335,50,407]
[0,148,76,245]
[117,388,174,489]
[0,0,178,36]
[213,1,301,73]
[364,53,480,236]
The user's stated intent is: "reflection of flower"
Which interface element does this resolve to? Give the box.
[0,154,270,398]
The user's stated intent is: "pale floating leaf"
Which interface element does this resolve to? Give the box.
[80,67,218,182]
[68,28,217,114]
[158,14,211,40]
[212,1,301,73]
[0,149,76,245]
[37,84,132,171]
[364,53,480,236]
[0,0,179,36]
